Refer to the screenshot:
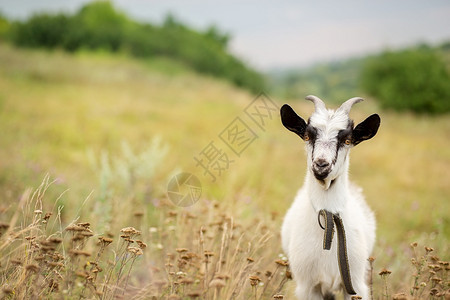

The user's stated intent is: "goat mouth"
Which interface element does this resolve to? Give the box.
[313,170,330,181]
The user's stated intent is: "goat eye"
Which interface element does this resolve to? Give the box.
[344,139,351,145]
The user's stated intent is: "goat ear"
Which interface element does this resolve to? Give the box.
[352,114,380,145]
[280,104,307,139]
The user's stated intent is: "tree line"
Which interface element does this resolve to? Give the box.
[1,2,265,93]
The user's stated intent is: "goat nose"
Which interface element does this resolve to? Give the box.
[314,159,329,168]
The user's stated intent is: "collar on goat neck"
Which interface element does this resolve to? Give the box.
[318,209,357,295]
[307,172,349,214]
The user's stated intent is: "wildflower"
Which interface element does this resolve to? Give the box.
[378,268,392,276]
[69,249,91,257]
[275,259,289,267]
[273,294,284,299]
[136,240,147,249]
[180,278,194,285]
[249,275,261,286]
[285,270,293,279]
[430,288,439,296]
[121,227,141,236]
[247,257,254,263]
[48,237,62,244]
[127,246,143,256]
[431,276,442,283]
[424,246,434,253]
[77,222,90,228]
[176,248,188,253]
[25,264,39,273]
[98,236,113,246]
[204,251,214,257]
[2,287,14,295]
[428,264,442,271]
[187,291,201,298]
[168,211,177,217]
[209,278,226,288]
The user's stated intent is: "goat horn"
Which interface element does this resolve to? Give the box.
[305,95,327,113]
[338,97,364,115]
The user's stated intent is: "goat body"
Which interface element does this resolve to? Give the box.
[280,96,380,300]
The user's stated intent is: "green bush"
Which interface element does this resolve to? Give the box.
[7,2,264,92]
[361,48,450,114]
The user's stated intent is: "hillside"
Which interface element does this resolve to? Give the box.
[3,1,264,92]
[0,44,449,297]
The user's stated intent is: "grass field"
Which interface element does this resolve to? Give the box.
[0,44,448,299]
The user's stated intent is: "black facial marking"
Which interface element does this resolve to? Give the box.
[305,125,318,142]
[305,122,318,157]
[332,121,354,164]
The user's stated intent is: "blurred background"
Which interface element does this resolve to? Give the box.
[0,0,449,297]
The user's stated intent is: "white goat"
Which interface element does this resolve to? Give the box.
[280,95,380,300]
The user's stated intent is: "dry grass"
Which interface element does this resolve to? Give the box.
[1,176,448,299]
[0,176,291,299]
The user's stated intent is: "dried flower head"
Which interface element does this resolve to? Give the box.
[121,227,141,236]
[43,212,52,221]
[204,251,214,257]
[99,236,113,246]
[127,246,143,256]
[285,270,293,280]
[275,259,289,267]
[187,291,201,298]
[25,264,40,273]
[69,249,91,257]
[209,278,226,288]
[249,275,261,286]
[136,240,147,249]
[379,268,392,276]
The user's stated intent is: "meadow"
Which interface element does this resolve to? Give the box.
[0,44,448,299]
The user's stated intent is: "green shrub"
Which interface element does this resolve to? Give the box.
[10,14,72,48]
[361,48,450,114]
[7,2,264,92]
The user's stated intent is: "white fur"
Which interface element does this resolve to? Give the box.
[281,108,376,299]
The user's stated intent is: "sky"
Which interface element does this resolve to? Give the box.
[1,0,450,70]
